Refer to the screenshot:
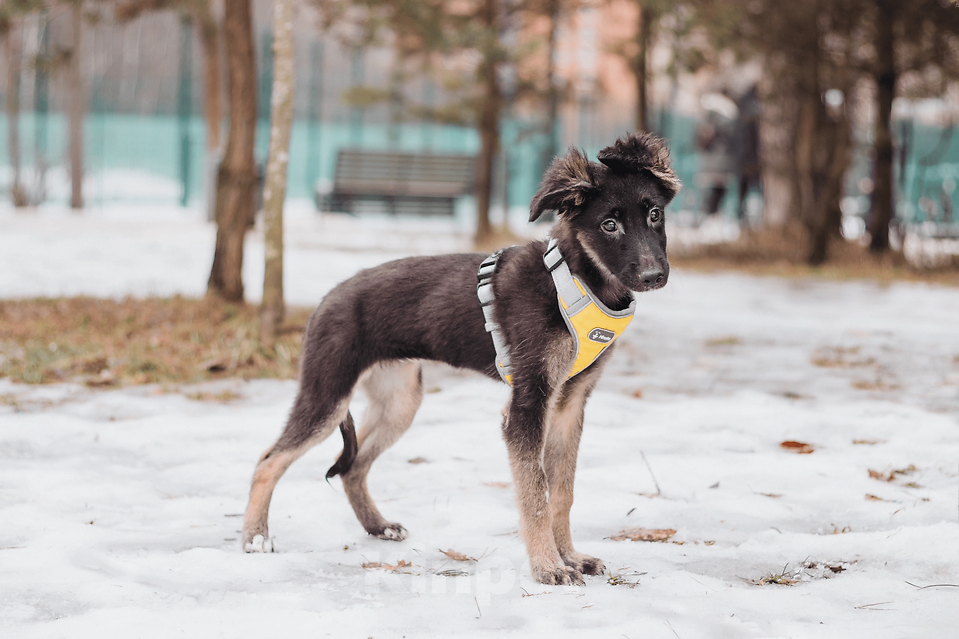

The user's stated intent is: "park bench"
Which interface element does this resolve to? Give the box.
[319,149,477,216]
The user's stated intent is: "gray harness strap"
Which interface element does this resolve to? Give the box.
[476,249,513,384]
[543,238,591,315]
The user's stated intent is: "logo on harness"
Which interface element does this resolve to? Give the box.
[587,328,615,343]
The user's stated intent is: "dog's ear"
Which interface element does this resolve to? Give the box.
[597,132,682,201]
[529,147,596,222]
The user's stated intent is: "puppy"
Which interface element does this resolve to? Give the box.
[242,132,680,585]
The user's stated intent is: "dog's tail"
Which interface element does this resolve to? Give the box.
[325,412,358,479]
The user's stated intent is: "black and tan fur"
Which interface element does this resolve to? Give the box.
[241,132,680,585]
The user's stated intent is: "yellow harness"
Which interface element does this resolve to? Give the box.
[477,239,636,385]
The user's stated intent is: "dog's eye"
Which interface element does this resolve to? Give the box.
[649,207,662,223]
[601,219,618,233]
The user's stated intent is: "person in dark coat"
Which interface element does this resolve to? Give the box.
[695,92,738,216]
[733,85,762,224]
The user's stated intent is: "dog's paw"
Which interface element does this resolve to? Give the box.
[243,534,275,553]
[371,523,407,541]
[532,563,585,586]
[562,551,606,576]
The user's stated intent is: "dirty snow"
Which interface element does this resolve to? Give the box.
[1,202,958,638]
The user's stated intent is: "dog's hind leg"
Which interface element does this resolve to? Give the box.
[544,368,605,576]
[242,390,353,553]
[339,360,424,541]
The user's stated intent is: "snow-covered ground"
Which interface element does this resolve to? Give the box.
[1,202,958,637]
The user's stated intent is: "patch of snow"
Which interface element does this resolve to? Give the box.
[1,201,958,636]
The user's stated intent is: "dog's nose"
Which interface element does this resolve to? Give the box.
[640,269,665,287]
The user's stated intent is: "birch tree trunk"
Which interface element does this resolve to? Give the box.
[207,0,257,302]
[259,0,295,348]
[197,9,222,152]
[68,0,84,210]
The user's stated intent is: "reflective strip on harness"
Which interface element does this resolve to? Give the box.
[476,250,513,384]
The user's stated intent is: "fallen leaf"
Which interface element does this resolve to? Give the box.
[865,494,891,502]
[631,389,644,399]
[361,560,411,571]
[408,457,428,465]
[611,528,677,542]
[853,439,885,445]
[869,465,917,483]
[484,481,510,489]
[440,549,477,562]
[780,440,814,454]
[827,565,845,573]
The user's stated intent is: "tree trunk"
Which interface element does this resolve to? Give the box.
[474,0,501,244]
[260,0,295,349]
[208,0,257,302]
[758,74,797,228]
[806,113,850,265]
[869,0,896,253]
[791,23,852,267]
[634,1,653,133]
[540,0,560,175]
[5,26,27,207]
[196,10,222,152]
[791,14,840,266]
[68,1,84,210]
[793,42,820,243]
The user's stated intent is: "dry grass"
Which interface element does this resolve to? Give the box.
[756,568,799,586]
[607,569,646,588]
[705,336,742,347]
[0,296,313,386]
[811,346,876,369]
[671,226,959,286]
[473,225,527,253]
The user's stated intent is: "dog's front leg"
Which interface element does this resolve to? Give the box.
[503,385,584,586]
[544,371,605,576]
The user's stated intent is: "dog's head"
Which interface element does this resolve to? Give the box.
[529,132,681,293]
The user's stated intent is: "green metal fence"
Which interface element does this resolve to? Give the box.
[0,109,706,211]
[1,109,955,222]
